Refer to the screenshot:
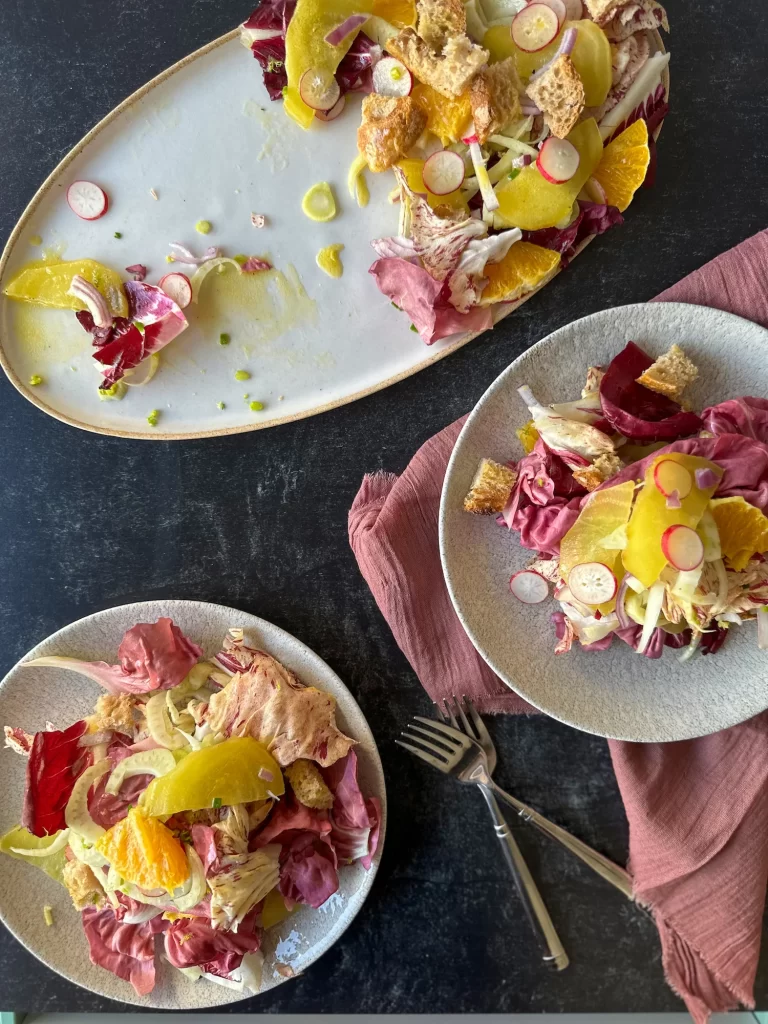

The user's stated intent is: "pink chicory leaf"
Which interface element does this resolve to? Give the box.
[81,907,156,996]
[277,830,339,908]
[88,772,153,830]
[240,256,272,272]
[322,748,380,868]
[125,264,147,281]
[191,823,220,874]
[370,235,417,260]
[252,792,331,848]
[164,906,261,971]
[22,720,89,837]
[449,230,522,313]
[701,398,768,444]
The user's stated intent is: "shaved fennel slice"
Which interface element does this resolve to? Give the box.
[636,581,665,655]
[10,827,70,857]
[65,760,111,841]
[104,748,176,796]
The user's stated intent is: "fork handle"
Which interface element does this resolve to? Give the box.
[478,785,569,971]
[488,781,634,900]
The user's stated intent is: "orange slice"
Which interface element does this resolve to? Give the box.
[480,242,561,304]
[709,497,768,572]
[591,118,650,212]
[372,0,416,27]
[412,84,472,146]
[96,807,189,893]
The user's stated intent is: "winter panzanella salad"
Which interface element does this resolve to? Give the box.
[1,619,380,997]
[463,343,768,659]
[241,0,669,343]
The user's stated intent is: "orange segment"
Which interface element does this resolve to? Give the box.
[371,0,416,27]
[412,84,472,145]
[591,118,650,213]
[709,497,768,572]
[96,807,189,893]
[480,242,560,304]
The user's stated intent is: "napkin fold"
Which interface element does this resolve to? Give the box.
[349,229,768,1022]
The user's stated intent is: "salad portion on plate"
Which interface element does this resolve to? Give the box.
[1,618,380,997]
[463,342,768,659]
[242,0,670,343]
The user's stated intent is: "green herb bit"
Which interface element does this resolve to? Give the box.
[165,254,174,263]
[29,374,43,386]
[233,254,248,266]
[43,906,54,927]
[391,302,402,310]
[249,400,264,412]
[114,231,123,239]
[409,324,418,332]
[508,168,521,182]
[135,321,146,334]
[234,369,251,381]
[196,219,212,235]
[216,401,225,410]
[219,332,231,346]
[212,797,223,809]
[147,409,160,427]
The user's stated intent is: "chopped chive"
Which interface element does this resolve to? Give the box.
[507,168,521,182]
[219,332,231,346]
[165,254,174,263]
[212,797,222,809]
[43,906,54,927]
[114,231,122,239]
[409,324,418,332]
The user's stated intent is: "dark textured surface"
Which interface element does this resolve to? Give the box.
[1,0,768,1013]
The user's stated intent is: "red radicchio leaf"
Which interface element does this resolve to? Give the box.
[191,823,220,874]
[251,791,331,848]
[599,341,703,442]
[81,907,156,996]
[117,617,203,690]
[240,256,272,272]
[88,772,154,829]
[523,202,623,266]
[243,0,296,34]
[322,748,380,869]
[22,720,89,837]
[277,830,339,908]
[164,906,261,971]
[701,397,768,444]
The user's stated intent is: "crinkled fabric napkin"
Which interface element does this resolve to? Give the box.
[349,229,768,1022]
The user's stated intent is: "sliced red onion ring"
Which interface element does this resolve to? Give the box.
[168,242,222,265]
[529,26,578,83]
[695,467,720,490]
[68,275,112,328]
[615,574,632,629]
[521,102,542,116]
[325,13,368,46]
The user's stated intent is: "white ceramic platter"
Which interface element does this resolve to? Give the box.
[0,599,386,1007]
[0,28,666,440]
[440,302,768,742]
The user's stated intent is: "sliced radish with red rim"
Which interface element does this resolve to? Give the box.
[315,94,346,121]
[372,57,413,97]
[158,272,192,309]
[534,0,567,26]
[512,3,560,52]
[568,562,617,605]
[661,525,704,572]
[536,137,580,183]
[510,570,549,604]
[653,459,692,500]
[299,68,341,111]
[67,180,109,220]
[422,151,465,195]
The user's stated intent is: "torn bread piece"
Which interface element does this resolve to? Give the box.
[636,344,698,400]
[357,94,428,172]
[525,55,585,139]
[416,0,467,50]
[63,859,105,912]
[581,365,605,397]
[88,693,136,737]
[464,458,518,514]
[470,58,523,144]
[285,759,334,810]
[572,452,624,492]
[387,28,489,99]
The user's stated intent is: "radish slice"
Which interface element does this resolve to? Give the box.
[661,525,704,572]
[67,180,109,220]
[535,0,567,26]
[654,459,692,499]
[568,562,617,605]
[511,3,560,52]
[372,57,413,97]
[299,68,341,111]
[158,272,192,309]
[510,570,549,604]
[563,0,583,18]
[315,94,346,121]
[422,151,465,195]
[536,137,580,184]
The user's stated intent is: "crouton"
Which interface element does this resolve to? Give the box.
[357,93,428,172]
[88,693,135,737]
[387,28,489,99]
[572,452,624,491]
[63,859,105,911]
[285,759,334,810]
[463,458,518,514]
[636,344,698,400]
[525,55,585,139]
[470,58,523,144]
[417,0,466,50]
[581,365,605,397]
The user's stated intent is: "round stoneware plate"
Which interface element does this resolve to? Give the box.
[0,26,666,440]
[440,302,768,742]
[0,599,386,1007]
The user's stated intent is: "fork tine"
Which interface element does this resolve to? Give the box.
[405,723,456,756]
[454,695,476,739]
[434,701,447,722]
[395,738,450,772]
[444,697,460,730]
[413,716,470,746]
[463,696,492,744]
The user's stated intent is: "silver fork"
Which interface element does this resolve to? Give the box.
[409,701,633,899]
[398,717,569,971]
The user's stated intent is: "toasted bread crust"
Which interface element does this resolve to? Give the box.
[357,94,428,172]
[63,859,105,911]
[470,58,523,143]
[89,693,135,737]
[572,452,623,492]
[525,55,585,138]
[387,27,489,98]
[285,759,334,810]
[636,344,698,400]
[463,458,518,514]
[417,0,466,49]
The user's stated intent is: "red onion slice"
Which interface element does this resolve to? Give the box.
[325,14,368,46]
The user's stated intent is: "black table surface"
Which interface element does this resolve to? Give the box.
[1,0,767,1013]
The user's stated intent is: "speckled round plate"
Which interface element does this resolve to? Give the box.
[440,302,768,742]
[0,599,386,1007]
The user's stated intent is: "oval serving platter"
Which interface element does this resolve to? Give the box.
[0,599,386,1007]
[0,26,667,440]
[440,303,768,743]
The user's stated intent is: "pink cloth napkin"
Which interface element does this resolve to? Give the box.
[349,229,768,1022]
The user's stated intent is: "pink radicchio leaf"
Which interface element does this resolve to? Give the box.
[370,236,417,260]
[240,256,272,272]
[277,830,339,908]
[22,720,89,837]
[449,230,522,313]
[88,772,154,830]
[191,823,220,874]
[523,202,623,266]
[369,257,493,345]
[164,906,261,971]
[242,0,296,34]
[252,791,331,848]
[701,398,768,444]
[336,33,382,93]
[322,748,380,868]
[125,264,147,282]
[81,907,156,997]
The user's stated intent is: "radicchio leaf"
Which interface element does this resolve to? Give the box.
[322,748,380,869]
[81,907,156,996]
[22,720,89,837]
[164,905,262,972]
[523,201,623,266]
